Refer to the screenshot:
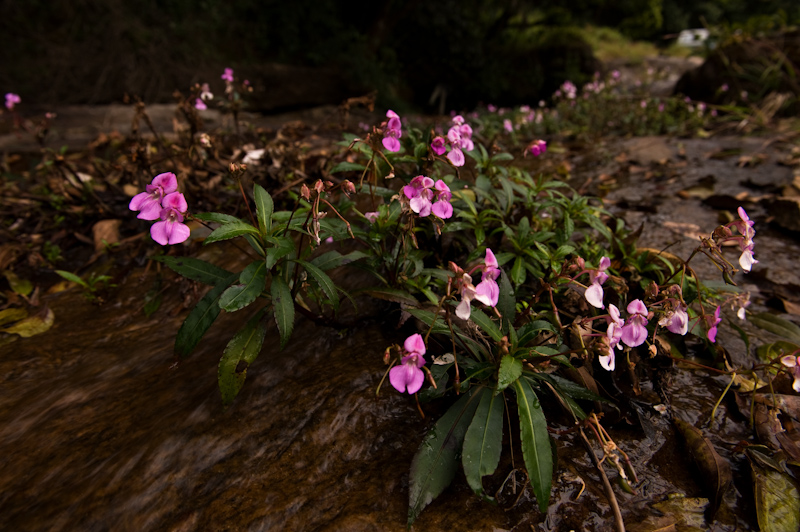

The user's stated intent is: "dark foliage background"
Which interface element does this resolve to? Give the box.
[1,0,798,111]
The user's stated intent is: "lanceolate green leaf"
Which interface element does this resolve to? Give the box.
[462,389,504,497]
[408,387,482,526]
[193,212,243,224]
[253,183,274,237]
[513,378,553,512]
[496,270,515,325]
[218,310,267,405]
[271,275,294,349]
[497,355,522,393]
[294,259,339,310]
[204,221,261,244]
[469,308,502,342]
[152,256,233,285]
[264,236,296,269]
[750,312,800,343]
[175,272,238,358]
[219,261,267,312]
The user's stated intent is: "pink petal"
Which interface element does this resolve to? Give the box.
[585,282,604,308]
[152,172,178,194]
[621,322,647,347]
[167,222,191,245]
[739,250,756,272]
[599,256,611,270]
[599,353,615,371]
[150,220,170,245]
[382,136,400,152]
[484,248,498,269]
[432,200,452,219]
[404,334,426,356]
[627,299,647,316]
[410,195,432,217]
[474,279,499,307]
[162,192,187,212]
[456,298,472,320]
[129,192,161,220]
[447,147,465,167]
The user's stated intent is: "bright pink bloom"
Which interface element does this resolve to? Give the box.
[221,68,234,82]
[620,300,649,347]
[706,306,722,343]
[529,139,547,157]
[403,176,452,219]
[474,249,500,307]
[5,93,21,110]
[129,172,178,220]
[431,136,447,155]
[194,98,207,111]
[150,192,190,245]
[382,110,402,152]
[389,334,427,394]
[781,354,800,392]
[432,180,453,219]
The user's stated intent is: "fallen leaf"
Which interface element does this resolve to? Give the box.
[3,269,33,297]
[747,447,800,532]
[0,305,54,338]
[92,220,122,251]
[674,418,733,518]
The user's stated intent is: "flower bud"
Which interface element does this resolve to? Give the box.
[300,184,311,200]
[342,180,356,196]
[383,347,392,365]
[314,180,325,194]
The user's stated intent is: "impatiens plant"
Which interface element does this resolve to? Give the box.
[128,97,785,529]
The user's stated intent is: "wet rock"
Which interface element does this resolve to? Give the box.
[621,136,673,165]
[768,197,800,232]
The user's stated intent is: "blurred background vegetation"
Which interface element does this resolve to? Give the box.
[1,0,798,111]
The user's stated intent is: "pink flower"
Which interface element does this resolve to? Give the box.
[781,354,800,392]
[151,192,190,245]
[584,256,610,309]
[431,136,447,155]
[129,172,178,220]
[455,273,478,320]
[528,139,547,157]
[474,248,500,307]
[403,176,452,219]
[221,68,234,82]
[487,104,497,113]
[389,334,427,394]
[382,110,402,152]
[503,119,513,132]
[600,304,624,371]
[432,180,453,219]
[5,93,21,110]
[706,306,721,343]
[620,300,649,347]
[364,211,379,223]
[659,305,689,335]
[447,147,465,166]
[194,98,207,111]
[200,83,213,101]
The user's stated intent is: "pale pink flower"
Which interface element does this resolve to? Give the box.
[194,98,207,111]
[620,300,649,347]
[389,334,427,394]
[364,211,379,223]
[129,172,178,220]
[221,68,234,82]
[659,305,689,335]
[151,192,190,245]
[447,147,465,166]
[455,273,478,320]
[503,119,513,132]
[584,257,610,309]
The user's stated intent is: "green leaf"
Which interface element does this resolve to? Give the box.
[362,287,418,305]
[496,270,515,323]
[310,250,368,271]
[517,320,560,346]
[219,261,267,312]
[462,389,504,497]
[469,308,503,342]
[408,387,483,526]
[750,313,800,343]
[271,275,294,349]
[264,236,295,269]
[55,270,88,289]
[218,310,268,405]
[204,221,261,244]
[152,256,233,285]
[4,270,33,296]
[193,212,244,225]
[330,161,367,174]
[295,259,339,310]
[513,378,552,512]
[253,183,274,237]
[175,272,238,358]
[497,355,522,393]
